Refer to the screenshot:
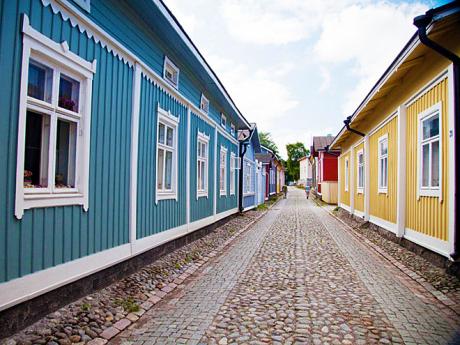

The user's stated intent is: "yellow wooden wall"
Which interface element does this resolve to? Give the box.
[369,117,398,223]
[405,77,449,241]
[354,142,365,212]
[339,152,350,206]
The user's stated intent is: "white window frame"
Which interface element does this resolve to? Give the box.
[155,105,179,203]
[230,152,237,195]
[243,158,255,196]
[230,123,236,136]
[73,0,91,12]
[197,131,209,199]
[15,17,96,219]
[163,56,179,89]
[418,102,442,198]
[344,158,349,192]
[378,134,388,194]
[219,146,228,196]
[200,93,209,114]
[356,149,364,194]
[220,113,227,129]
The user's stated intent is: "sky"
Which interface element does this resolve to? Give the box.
[164,0,448,159]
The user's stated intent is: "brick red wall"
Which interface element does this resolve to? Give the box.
[320,152,338,182]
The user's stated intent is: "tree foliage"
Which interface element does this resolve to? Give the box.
[286,142,309,182]
[259,132,279,156]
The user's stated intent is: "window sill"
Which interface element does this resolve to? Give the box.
[419,189,440,198]
[157,192,178,202]
[219,191,227,197]
[357,189,364,195]
[197,192,208,199]
[378,188,388,194]
[17,193,87,219]
[243,192,255,196]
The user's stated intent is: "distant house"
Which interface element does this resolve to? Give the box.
[310,136,339,204]
[256,146,279,199]
[299,156,312,187]
[330,3,459,259]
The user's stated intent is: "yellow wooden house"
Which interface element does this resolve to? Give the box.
[331,2,460,259]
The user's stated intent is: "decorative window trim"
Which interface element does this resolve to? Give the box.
[230,152,237,195]
[220,113,227,129]
[356,149,364,194]
[200,94,209,114]
[417,102,442,199]
[15,16,96,219]
[73,0,91,12]
[230,123,235,136]
[197,131,210,199]
[155,105,180,203]
[163,56,179,89]
[219,146,228,196]
[378,134,389,194]
[344,158,349,192]
[243,158,255,196]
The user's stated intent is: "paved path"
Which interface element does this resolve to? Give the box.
[113,188,460,345]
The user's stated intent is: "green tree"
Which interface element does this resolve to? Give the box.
[259,132,279,157]
[286,142,309,182]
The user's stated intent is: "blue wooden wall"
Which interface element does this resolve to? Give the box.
[216,134,238,213]
[0,0,132,283]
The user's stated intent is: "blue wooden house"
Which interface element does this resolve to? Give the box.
[240,124,263,211]
[256,145,278,199]
[0,0,252,316]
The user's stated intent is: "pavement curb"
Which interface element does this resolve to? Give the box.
[107,198,281,342]
[317,202,460,316]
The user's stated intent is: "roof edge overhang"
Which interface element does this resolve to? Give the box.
[154,0,251,129]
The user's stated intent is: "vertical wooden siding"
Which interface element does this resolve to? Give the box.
[190,112,215,222]
[339,153,350,206]
[354,143,364,212]
[216,134,238,213]
[369,117,398,223]
[136,77,187,239]
[405,78,449,241]
[0,0,132,283]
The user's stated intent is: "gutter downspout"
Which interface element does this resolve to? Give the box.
[324,145,340,157]
[413,12,460,260]
[238,134,251,212]
[344,116,366,137]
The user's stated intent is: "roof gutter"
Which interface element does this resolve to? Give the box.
[344,116,366,137]
[413,6,460,260]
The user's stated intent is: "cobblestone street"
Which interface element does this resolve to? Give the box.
[113,188,460,345]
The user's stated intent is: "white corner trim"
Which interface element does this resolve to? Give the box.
[404,228,450,258]
[369,215,397,234]
[396,105,406,238]
[186,106,191,223]
[213,126,218,215]
[364,136,370,221]
[447,64,455,255]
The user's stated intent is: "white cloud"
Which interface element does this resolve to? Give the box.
[319,67,331,93]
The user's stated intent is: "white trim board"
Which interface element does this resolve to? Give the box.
[404,228,450,259]
[339,203,351,213]
[369,215,397,234]
[0,207,239,311]
[353,209,365,219]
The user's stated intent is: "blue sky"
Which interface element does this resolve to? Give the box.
[164,0,447,158]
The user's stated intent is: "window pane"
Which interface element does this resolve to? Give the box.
[431,141,439,187]
[165,150,173,190]
[383,157,388,187]
[200,163,205,190]
[59,74,80,112]
[24,111,50,188]
[422,144,429,187]
[157,149,164,190]
[166,127,174,147]
[380,139,388,156]
[28,60,52,103]
[197,161,201,190]
[55,119,77,188]
[423,114,439,140]
[158,123,165,144]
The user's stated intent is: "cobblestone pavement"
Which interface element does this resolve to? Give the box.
[114,189,460,344]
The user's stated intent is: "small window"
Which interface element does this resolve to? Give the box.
[156,107,179,201]
[200,94,209,114]
[220,147,227,196]
[73,0,91,12]
[221,113,227,129]
[230,123,236,136]
[230,153,237,195]
[418,103,441,197]
[357,149,364,193]
[378,134,388,193]
[344,158,349,192]
[163,56,179,89]
[16,21,95,218]
[244,160,255,195]
[197,132,209,198]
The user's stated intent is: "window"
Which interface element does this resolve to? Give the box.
[73,0,91,12]
[156,106,179,202]
[200,94,209,114]
[197,132,209,198]
[16,18,95,219]
[221,113,227,129]
[357,149,364,193]
[244,160,255,195]
[163,56,179,89]
[230,153,238,195]
[378,134,388,193]
[230,123,235,136]
[418,103,441,197]
[219,147,227,196]
[344,158,349,192]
